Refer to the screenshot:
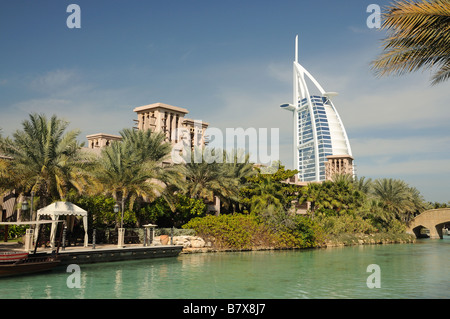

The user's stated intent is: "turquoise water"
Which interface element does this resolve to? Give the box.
[1,237,449,299]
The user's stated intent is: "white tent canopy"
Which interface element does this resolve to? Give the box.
[36,201,88,248]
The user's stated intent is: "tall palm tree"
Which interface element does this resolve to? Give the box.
[404,185,430,220]
[0,140,14,196]
[371,0,450,85]
[353,176,373,195]
[249,177,284,214]
[85,129,183,226]
[120,128,184,208]
[303,182,333,219]
[330,173,354,185]
[0,113,84,204]
[371,178,427,222]
[221,149,255,213]
[92,141,159,206]
[120,128,171,163]
[372,178,409,216]
[182,147,240,214]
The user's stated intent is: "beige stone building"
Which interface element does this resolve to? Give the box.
[86,102,209,151]
[86,133,123,149]
[133,102,209,148]
[324,155,354,181]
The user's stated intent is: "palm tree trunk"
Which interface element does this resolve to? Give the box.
[214,196,221,216]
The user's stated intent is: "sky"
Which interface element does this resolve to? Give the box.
[0,0,449,203]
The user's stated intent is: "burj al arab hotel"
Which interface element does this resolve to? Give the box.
[280,36,354,182]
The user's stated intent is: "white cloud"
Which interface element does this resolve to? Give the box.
[13,98,72,114]
[340,79,450,131]
[4,95,133,138]
[355,159,450,202]
[208,87,287,129]
[266,62,291,84]
[351,135,450,202]
[351,136,450,159]
[30,69,82,94]
[347,26,372,34]
[0,68,138,141]
[357,159,450,177]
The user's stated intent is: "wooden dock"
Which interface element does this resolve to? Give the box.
[54,244,184,265]
[1,243,184,266]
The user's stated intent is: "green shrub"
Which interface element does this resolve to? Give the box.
[70,194,116,228]
[183,214,273,250]
[182,213,323,250]
[317,214,377,235]
[7,225,29,239]
[385,218,407,234]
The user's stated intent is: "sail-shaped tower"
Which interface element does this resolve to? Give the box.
[280,36,353,182]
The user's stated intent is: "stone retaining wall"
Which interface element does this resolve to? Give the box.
[153,233,416,253]
[323,233,416,247]
[153,235,211,249]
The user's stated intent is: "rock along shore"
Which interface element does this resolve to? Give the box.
[323,232,416,247]
[154,232,417,254]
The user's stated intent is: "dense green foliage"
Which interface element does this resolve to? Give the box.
[0,114,438,247]
[303,175,430,235]
[183,213,323,250]
[181,148,255,214]
[316,214,377,235]
[67,192,206,229]
[303,179,365,217]
[83,128,182,212]
[136,193,207,228]
[183,214,273,250]
[239,162,301,213]
[68,194,116,228]
[0,113,85,204]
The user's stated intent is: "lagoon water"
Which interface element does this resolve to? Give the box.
[1,237,449,299]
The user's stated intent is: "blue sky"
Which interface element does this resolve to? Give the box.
[0,0,449,202]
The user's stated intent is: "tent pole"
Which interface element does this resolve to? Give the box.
[55,221,65,255]
[33,224,42,255]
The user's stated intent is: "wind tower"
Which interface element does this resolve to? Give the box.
[280,35,353,182]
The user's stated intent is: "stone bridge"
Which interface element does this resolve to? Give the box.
[406,208,450,239]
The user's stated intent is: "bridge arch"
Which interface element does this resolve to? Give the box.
[406,208,450,239]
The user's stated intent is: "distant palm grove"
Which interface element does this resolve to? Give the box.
[0,114,445,249]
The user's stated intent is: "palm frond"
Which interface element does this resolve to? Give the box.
[431,60,450,83]
[371,0,450,84]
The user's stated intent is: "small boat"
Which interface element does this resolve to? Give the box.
[0,254,61,277]
[0,251,29,263]
[0,220,64,277]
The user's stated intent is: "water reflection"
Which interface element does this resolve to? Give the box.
[73,272,87,299]
[1,238,449,299]
[20,284,33,299]
[44,284,52,298]
[114,269,122,298]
